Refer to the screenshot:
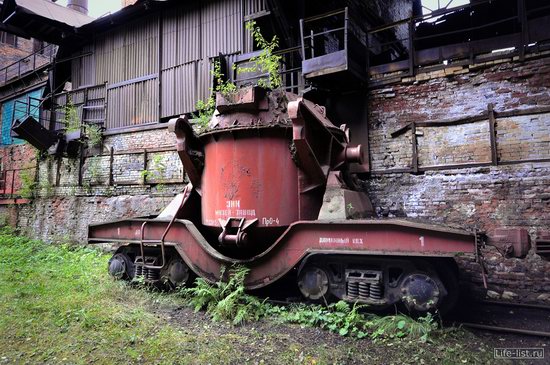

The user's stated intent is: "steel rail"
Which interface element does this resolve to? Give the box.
[476,300,550,312]
[459,322,550,338]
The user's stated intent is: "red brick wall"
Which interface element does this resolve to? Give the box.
[0,144,37,196]
[366,55,550,302]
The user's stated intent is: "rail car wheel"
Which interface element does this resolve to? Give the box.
[161,258,191,289]
[399,272,442,312]
[432,259,460,315]
[398,259,459,315]
[297,265,330,300]
[108,252,135,280]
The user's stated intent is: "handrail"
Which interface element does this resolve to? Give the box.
[302,8,346,23]
[366,0,549,79]
[0,43,57,85]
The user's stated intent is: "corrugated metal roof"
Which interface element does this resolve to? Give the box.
[15,0,94,27]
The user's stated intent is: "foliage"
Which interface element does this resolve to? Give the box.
[140,154,167,188]
[270,301,369,338]
[368,313,438,343]
[18,168,37,199]
[193,22,282,133]
[180,265,269,325]
[193,95,217,133]
[0,228,214,364]
[0,213,8,227]
[213,60,238,99]
[87,157,101,184]
[62,100,81,133]
[38,178,54,198]
[193,60,237,132]
[271,301,437,342]
[60,98,104,149]
[84,124,103,148]
[180,264,438,341]
[239,20,282,89]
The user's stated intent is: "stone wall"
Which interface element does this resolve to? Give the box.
[366,54,550,303]
[14,126,186,242]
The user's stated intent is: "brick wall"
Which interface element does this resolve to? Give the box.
[15,126,186,242]
[0,144,37,196]
[4,53,550,303]
[367,54,550,302]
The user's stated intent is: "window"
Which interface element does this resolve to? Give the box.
[0,32,17,47]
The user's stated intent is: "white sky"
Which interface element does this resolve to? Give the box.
[422,0,470,13]
[53,0,471,19]
[55,0,122,19]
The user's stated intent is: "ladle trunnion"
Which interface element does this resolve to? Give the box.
[88,86,475,313]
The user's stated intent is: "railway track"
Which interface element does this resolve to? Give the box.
[451,300,550,338]
[266,296,550,338]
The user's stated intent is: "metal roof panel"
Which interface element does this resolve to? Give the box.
[15,0,94,27]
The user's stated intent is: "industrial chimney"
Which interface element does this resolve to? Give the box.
[121,0,138,7]
[67,0,89,15]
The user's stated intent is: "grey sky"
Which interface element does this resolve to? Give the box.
[55,0,471,19]
[56,0,122,18]
[422,0,469,13]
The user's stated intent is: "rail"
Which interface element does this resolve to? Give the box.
[0,43,57,85]
[44,84,107,132]
[300,8,349,61]
[452,300,550,338]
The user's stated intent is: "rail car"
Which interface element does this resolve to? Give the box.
[88,86,475,313]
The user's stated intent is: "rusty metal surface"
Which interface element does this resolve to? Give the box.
[535,231,550,258]
[201,130,300,229]
[89,217,475,289]
[489,228,530,258]
[168,117,203,189]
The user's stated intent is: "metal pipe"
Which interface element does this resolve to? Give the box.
[67,0,88,15]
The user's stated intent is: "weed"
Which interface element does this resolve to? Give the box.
[193,22,282,133]
[193,60,236,132]
[38,178,54,197]
[367,313,438,343]
[240,20,282,89]
[84,124,103,148]
[271,301,438,342]
[0,229,199,364]
[141,153,168,185]
[180,265,269,325]
[62,100,81,133]
[18,168,37,199]
[0,231,492,364]
[271,301,369,338]
[86,157,101,184]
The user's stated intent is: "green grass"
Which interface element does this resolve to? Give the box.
[0,228,246,364]
[0,229,494,365]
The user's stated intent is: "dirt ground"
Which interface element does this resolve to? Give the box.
[151,301,548,365]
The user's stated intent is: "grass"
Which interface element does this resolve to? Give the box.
[1,228,165,364]
[0,229,494,364]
